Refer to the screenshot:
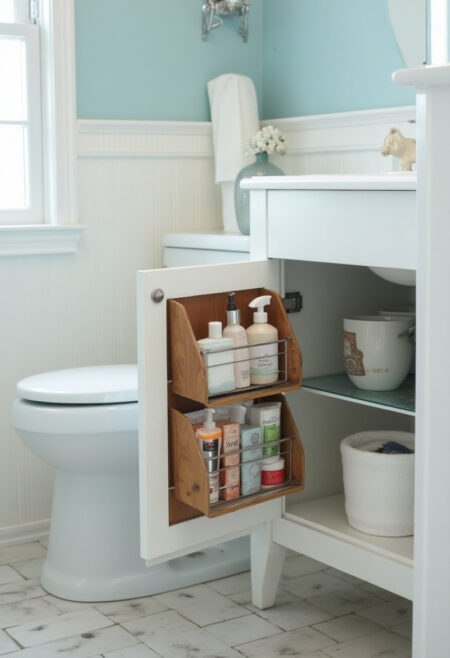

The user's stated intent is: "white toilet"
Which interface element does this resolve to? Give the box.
[12,363,249,602]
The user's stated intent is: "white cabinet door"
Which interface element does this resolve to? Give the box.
[137,259,285,564]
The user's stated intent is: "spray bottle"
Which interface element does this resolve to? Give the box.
[246,295,279,385]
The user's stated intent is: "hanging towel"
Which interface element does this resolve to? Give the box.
[207,74,260,184]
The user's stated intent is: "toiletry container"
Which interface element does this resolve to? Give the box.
[246,295,279,385]
[197,321,236,396]
[231,405,262,496]
[196,409,222,504]
[223,292,250,389]
[248,401,282,458]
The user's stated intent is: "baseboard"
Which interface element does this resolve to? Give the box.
[0,520,50,547]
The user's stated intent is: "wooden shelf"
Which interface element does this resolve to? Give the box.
[170,395,304,519]
[168,287,302,406]
[302,373,415,416]
[276,494,414,599]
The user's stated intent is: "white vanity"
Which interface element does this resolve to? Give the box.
[138,65,450,656]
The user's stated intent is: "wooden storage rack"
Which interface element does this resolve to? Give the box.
[167,288,304,522]
[168,287,302,406]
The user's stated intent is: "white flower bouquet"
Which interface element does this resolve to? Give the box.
[247,125,287,156]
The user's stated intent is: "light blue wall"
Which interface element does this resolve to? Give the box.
[261,0,415,118]
[75,0,263,121]
[75,0,415,121]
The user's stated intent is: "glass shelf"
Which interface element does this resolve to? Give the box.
[302,373,415,415]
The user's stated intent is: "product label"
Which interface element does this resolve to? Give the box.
[209,472,219,504]
[263,423,280,457]
[249,343,278,380]
[261,468,285,487]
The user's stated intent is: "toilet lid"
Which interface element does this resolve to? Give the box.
[17,365,138,404]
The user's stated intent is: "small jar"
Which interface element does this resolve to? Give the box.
[261,457,285,488]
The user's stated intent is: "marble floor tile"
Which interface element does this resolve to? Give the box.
[2,625,139,658]
[0,543,46,566]
[0,596,63,629]
[321,629,411,657]
[281,555,327,580]
[94,596,167,623]
[11,558,45,581]
[154,583,251,626]
[204,612,281,646]
[323,568,364,586]
[42,594,92,613]
[102,644,162,657]
[236,625,337,657]
[7,607,113,647]
[312,613,385,643]
[0,578,44,606]
[391,620,412,640]
[208,571,252,596]
[307,587,385,617]
[0,565,24,586]
[357,581,402,602]
[0,539,415,658]
[122,609,243,658]
[0,628,19,655]
[230,587,302,609]
[281,571,354,600]
[251,599,333,631]
[356,598,412,628]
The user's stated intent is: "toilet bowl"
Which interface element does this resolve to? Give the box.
[12,364,249,602]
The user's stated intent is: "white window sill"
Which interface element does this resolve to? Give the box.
[0,225,86,256]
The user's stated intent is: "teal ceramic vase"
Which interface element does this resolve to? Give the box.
[234,152,284,235]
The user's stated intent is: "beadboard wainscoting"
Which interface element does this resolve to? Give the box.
[0,106,415,545]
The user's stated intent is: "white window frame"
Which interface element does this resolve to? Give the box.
[0,20,43,223]
[0,0,84,255]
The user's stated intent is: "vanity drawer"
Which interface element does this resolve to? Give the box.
[266,188,416,270]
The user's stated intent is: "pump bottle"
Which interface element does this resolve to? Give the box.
[223,292,250,389]
[196,409,222,504]
[246,295,279,385]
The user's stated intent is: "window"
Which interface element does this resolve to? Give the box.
[0,0,83,255]
[0,0,43,223]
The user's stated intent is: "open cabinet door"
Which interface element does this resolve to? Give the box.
[137,259,295,564]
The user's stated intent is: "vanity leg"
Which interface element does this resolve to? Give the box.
[250,523,287,609]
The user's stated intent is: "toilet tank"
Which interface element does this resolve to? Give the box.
[163,232,250,267]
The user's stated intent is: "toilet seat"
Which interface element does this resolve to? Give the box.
[13,364,138,434]
[17,364,138,404]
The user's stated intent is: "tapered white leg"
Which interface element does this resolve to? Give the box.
[251,522,287,609]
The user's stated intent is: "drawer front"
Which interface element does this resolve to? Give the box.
[267,189,416,270]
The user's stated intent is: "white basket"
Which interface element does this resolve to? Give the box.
[341,431,415,537]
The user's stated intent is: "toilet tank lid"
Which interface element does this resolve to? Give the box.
[17,365,138,404]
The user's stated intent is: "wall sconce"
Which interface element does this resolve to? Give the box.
[202,1,250,42]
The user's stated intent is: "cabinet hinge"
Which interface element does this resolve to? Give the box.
[282,292,303,314]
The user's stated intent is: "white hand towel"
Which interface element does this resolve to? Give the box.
[208,74,260,184]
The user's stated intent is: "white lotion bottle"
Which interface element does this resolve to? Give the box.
[223,292,250,389]
[246,295,279,385]
[197,322,236,395]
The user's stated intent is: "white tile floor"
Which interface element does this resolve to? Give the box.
[0,541,412,657]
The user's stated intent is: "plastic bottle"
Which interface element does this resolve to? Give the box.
[196,409,222,504]
[197,321,235,396]
[246,295,279,385]
[230,405,262,496]
[223,292,250,389]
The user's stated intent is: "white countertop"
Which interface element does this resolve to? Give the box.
[240,174,417,191]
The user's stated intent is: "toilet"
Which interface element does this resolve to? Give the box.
[12,363,249,602]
